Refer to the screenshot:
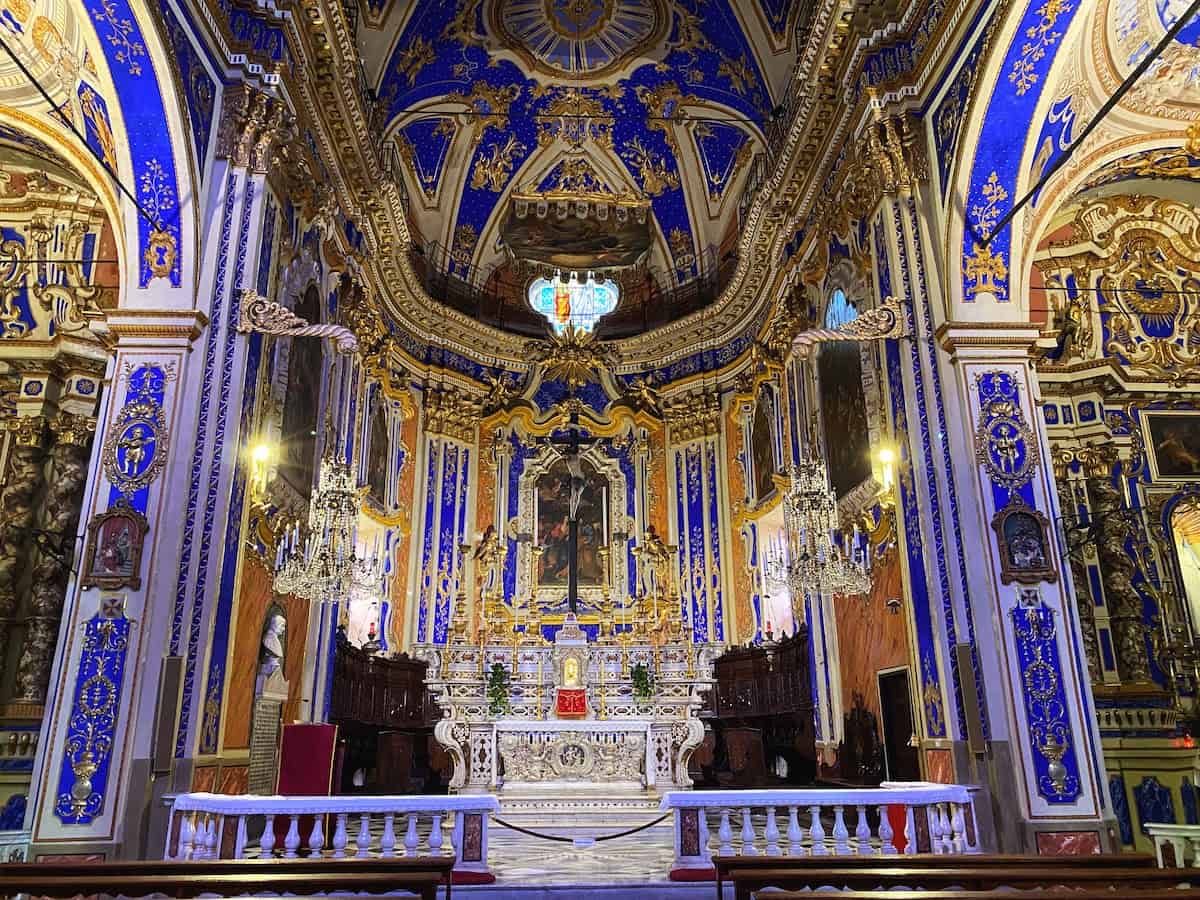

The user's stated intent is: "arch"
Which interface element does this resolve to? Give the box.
[0,0,198,298]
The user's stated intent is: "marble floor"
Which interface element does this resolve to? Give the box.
[455,820,725,899]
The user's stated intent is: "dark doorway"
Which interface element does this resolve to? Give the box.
[878,668,921,782]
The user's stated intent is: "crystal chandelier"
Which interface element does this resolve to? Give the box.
[273,455,385,601]
[783,457,871,599]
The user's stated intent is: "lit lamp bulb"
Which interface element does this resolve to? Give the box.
[250,442,272,494]
[877,447,896,493]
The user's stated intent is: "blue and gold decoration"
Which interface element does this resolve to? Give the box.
[102,364,171,504]
[54,598,132,825]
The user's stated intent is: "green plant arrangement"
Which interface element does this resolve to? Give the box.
[487,663,511,716]
[630,662,655,703]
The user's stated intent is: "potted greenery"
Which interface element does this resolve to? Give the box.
[630,662,655,703]
[487,663,511,716]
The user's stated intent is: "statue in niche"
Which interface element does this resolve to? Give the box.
[256,606,289,699]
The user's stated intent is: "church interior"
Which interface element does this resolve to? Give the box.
[2,0,1200,895]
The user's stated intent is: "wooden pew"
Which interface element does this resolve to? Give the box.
[724,863,1186,900]
[714,852,1155,900]
[0,857,456,900]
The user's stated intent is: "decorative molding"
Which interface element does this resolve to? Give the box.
[237,289,358,353]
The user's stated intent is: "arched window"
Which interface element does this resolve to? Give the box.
[528,271,619,334]
[825,287,859,329]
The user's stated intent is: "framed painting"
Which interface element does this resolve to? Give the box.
[991,498,1057,586]
[1145,412,1200,482]
[80,497,148,590]
[535,456,607,588]
[751,387,777,503]
[818,340,871,499]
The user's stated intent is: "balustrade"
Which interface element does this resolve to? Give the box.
[661,782,980,873]
[1147,823,1200,867]
[164,793,498,879]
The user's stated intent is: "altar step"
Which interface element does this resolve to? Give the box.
[494,792,668,830]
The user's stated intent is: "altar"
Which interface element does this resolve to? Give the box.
[417,619,717,823]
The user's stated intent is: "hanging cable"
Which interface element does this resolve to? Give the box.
[0,32,165,231]
[975,0,1200,247]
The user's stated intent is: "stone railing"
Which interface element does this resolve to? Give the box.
[164,793,499,879]
[660,782,981,874]
[1147,823,1200,867]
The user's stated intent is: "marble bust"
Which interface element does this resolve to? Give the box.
[256,611,289,699]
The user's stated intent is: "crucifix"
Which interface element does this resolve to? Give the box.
[544,411,601,617]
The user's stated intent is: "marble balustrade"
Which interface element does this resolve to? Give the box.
[1146,823,1200,868]
[660,781,982,871]
[163,792,499,878]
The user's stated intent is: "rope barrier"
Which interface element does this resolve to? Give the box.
[491,812,671,844]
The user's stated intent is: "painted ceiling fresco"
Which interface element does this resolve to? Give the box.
[377,0,795,309]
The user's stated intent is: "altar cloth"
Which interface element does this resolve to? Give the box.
[555,688,587,718]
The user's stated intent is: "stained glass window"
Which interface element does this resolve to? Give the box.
[825,287,858,328]
[528,272,619,334]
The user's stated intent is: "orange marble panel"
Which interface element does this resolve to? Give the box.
[223,556,310,750]
[218,764,249,795]
[390,410,419,647]
[724,404,753,643]
[191,765,218,792]
[924,748,954,784]
[833,549,908,724]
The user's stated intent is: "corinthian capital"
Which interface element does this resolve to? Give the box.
[216,84,296,173]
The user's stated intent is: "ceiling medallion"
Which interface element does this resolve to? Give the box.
[490,0,667,79]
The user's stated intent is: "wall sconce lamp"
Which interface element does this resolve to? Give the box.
[249,441,274,496]
[877,446,897,497]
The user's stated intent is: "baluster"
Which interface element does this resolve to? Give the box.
[308,814,325,857]
[381,813,397,857]
[356,814,371,858]
[178,813,195,860]
[877,805,895,855]
[936,805,951,854]
[903,805,916,855]
[207,816,220,858]
[236,815,250,859]
[809,806,827,856]
[764,807,780,856]
[739,807,757,856]
[284,815,301,859]
[405,813,420,856]
[832,805,849,855]
[950,803,966,853]
[260,815,276,858]
[855,805,871,855]
[718,809,733,856]
[787,807,803,856]
[429,814,444,855]
[332,813,348,858]
[699,808,711,861]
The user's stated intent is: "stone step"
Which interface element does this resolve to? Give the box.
[494,794,669,831]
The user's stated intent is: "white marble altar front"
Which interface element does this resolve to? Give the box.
[417,622,716,824]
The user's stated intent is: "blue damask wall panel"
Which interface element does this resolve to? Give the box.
[1010,601,1082,803]
[1110,775,1133,845]
[1134,776,1177,833]
[55,605,132,824]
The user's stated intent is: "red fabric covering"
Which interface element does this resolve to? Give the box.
[452,870,497,885]
[555,688,587,718]
[669,867,716,882]
[274,723,337,848]
[887,804,908,853]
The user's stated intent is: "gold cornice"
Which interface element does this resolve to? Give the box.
[103,309,209,343]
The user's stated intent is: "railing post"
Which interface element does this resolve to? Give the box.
[381,813,396,857]
[429,813,444,855]
[764,807,780,856]
[878,805,895,854]
[284,815,301,859]
[405,813,419,857]
[356,814,371,857]
[332,813,348,858]
[832,805,849,855]
[260,815,276,858]
[787,806,803,856]
[718,809,733,856]
[854,805,870,855]
[308,814,325,857]
[809,806,827,856]
[739,807,757,856]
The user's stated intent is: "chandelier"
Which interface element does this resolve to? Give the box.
[782,457,871,600]
[273,455,385,601]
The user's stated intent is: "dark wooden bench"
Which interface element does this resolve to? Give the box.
[714,852,1155,900]
[0,857,456,900]
[725,863,1187,900]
